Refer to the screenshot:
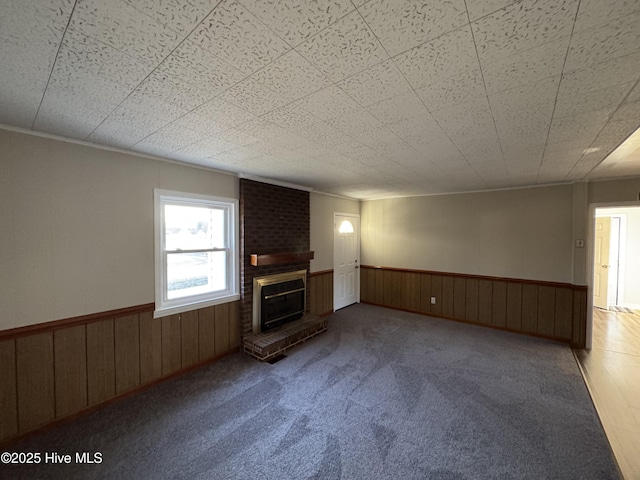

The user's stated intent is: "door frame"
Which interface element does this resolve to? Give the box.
[608,216,622,307]
[333,212,361,310]
[586,201,639,348]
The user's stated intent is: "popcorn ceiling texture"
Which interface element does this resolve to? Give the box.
[2,0,639,198]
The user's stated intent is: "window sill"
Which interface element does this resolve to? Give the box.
[153,293,240,319]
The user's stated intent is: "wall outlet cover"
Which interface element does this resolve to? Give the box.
[431,297,436,304]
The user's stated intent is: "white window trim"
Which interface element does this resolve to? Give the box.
[154,189,239,318]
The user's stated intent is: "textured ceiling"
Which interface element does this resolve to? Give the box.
[1,0,639,199]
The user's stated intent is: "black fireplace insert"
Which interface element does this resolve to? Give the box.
[260,278,305,331]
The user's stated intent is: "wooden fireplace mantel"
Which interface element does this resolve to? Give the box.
[250,251,314,266]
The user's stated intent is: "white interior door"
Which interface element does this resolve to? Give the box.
[334,213,359,311]
[594,217,611,309]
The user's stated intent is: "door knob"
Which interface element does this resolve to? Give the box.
[602,265,608,268]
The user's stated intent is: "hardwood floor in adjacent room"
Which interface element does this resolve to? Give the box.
[575,308,640,480]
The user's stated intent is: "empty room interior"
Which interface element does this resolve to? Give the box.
[1,0,639,479]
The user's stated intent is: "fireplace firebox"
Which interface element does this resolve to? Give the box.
[252,270,307,334]
[261,279,305,331]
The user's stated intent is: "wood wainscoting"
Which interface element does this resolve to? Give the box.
[309,270,334,317]
[0,301,241,444]
[360,266,587,348]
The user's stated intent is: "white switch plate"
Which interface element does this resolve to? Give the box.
[431,297,436,304]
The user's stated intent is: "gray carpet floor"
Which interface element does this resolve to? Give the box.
[3,304,620,479]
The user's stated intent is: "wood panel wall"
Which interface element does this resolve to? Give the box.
[309,270,334,316]
[361,266,587,348]
[0,301,241,443]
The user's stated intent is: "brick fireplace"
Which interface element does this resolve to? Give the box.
[240,179,327,361]
[239,178,312,338]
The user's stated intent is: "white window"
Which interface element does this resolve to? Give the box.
[154,190,239,318]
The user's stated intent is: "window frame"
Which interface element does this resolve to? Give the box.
[154,189,239,318]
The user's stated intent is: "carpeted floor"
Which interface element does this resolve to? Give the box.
[3,304,619,479]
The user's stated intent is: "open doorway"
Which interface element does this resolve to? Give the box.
[591,206,640,353]
[592,206,640,315]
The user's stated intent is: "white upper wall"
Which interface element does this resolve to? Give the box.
[588,177,640,205]
[4,125,638,330]
[0,128,238,330]
[0,129,359,330]
[361,185,575,283]
[310,192,360,273]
